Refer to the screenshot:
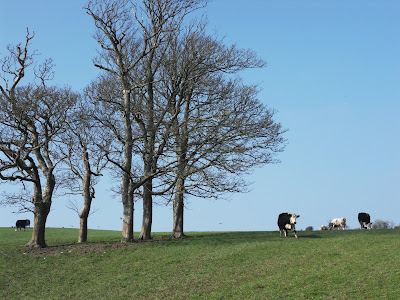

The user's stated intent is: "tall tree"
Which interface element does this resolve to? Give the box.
[0,30,77,247]
[85,0,207,241]
[159,23,286,238]
[85,0,149,242]
[136,0,207,240]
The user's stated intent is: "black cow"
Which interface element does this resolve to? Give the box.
[358,213,372,229]
[277,213,300,238]
[15,219,30,231]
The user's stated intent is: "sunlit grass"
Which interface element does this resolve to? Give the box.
[1,228,399,299]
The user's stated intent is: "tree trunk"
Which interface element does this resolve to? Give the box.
[171,96,189,239]
[138,63,155,241]
[139,178,152,240]
[121,196,134,242]
[78,191,91,243]
[78,216,88,243]
[121,174,135,242]
[27,176,54,248]
[172,176,185,238]
[28,202,50,248]
[121,89,134,243]
[78,149,92,243]
[121,181,135,242]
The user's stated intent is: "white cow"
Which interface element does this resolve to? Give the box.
[329,218,346,230]
[319,225,328,230]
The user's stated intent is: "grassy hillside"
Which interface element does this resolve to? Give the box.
[1,228,399,299]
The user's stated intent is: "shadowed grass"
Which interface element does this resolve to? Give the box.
[1,228,399,299]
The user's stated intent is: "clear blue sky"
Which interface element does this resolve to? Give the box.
[1,0,399,232]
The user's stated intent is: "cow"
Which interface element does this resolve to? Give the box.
[15,219,30,231]
[277,213,300,238]
[319,225,328,230]
[358,212,372,229]
[329,218,346,230]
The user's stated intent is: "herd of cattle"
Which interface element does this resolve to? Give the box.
[278,212,372,238]
[15,213,373,237]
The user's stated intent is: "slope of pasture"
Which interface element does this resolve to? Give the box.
[1,228,399,299]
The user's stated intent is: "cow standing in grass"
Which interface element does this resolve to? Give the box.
[358,213,372,229]
[278,213,300,238]
[329,218,346,230]
[15,220,30,231]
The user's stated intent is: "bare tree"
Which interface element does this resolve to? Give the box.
[85,0,207,241]
[136,0,208,240]
[372,220,394,229]
[60,97,108,243]
[85,0,149,242]
[0,30,77,247]
[159,23,286,238]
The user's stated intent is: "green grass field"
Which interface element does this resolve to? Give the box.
[1,228,399,299]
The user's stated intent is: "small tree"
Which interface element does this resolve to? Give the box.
[372,220,394,229]
[60,97,108,243]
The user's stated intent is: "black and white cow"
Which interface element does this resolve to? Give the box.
[329,218,346,230]
[277,213,300,238]
[358,212,372,229]
[15,219,30,231]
